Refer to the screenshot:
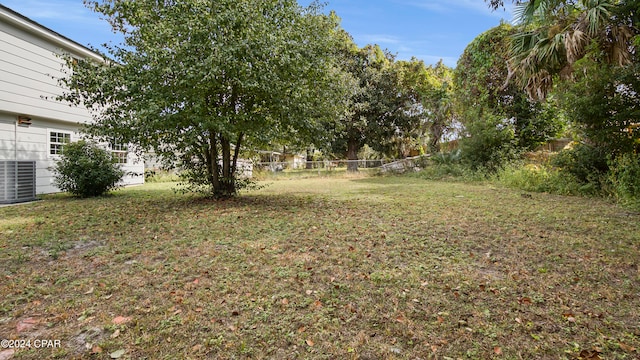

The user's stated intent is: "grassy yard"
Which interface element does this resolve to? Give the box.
[1,176,639,359]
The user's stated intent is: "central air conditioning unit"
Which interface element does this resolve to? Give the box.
[0,161,36,204]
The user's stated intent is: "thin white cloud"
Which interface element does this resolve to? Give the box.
[401,0,512,19]
[358,34,402,45]
[2,0,97,24]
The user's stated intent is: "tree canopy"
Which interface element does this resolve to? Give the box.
[60,0,348,198]
[487,0,639,99]
[396,59,455,153]
[454,23,564,170]
[330,43,418,171]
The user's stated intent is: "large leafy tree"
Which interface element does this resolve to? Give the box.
[454,23,564,169]
[558,57,640,156]
[397,59,455,153]
[331,44,417,171]
[59,0,347,198]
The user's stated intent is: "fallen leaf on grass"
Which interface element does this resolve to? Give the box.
[110,349,126,359]
[494,346,502,355]
[16,317,39,332]
[111,329,120,338]
[618,343,636,352]
[281,298,289,305]
[91,345,103,354]
[579,349,601,359]
[112,316,132,325]
[306,338,314,347]
[519,297,532,305]
[0,350,15,360]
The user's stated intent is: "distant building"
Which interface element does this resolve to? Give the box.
[0,4,143,201]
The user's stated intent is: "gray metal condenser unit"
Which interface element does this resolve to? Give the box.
[0,161,36,204]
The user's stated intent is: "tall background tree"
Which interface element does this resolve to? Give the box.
[397,59,455,153]
[59,0,348,198]
[330,43,417,171]
[454,23,564,170]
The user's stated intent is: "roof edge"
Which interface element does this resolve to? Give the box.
[0,4,105,62]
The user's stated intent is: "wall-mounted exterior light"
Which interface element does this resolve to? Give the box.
[17,115,32,127]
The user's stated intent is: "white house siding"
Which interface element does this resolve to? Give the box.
[0,5,144,194]
[0,15,94,124]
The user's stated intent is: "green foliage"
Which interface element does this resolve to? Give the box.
[411,151,485,181]
[454,23,564,170]
[431,150,462,166]
[496,164,585,195]
[551,144,610,193]
[459,115,520,172]
[144,170,180,183]
[60,0,348,198]
[52,140,125,197]
[397,59,455,153]
[557,60,640,156]
[608,153,640,210]
[330,43,420,171]
[496,154,640,209]
[507,0,638,99]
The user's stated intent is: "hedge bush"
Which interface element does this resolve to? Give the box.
[52,140,125,197]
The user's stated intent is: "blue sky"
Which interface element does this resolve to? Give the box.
[2,0,512,67]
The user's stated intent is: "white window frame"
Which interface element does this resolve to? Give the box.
[48,130,72,157]
[109,140,129,164]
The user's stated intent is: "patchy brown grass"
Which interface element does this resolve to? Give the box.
[0,177,638,359]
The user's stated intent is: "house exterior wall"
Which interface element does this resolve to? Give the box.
[0,5,144,194]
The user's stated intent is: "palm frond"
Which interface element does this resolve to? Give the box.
[583,0,613,35]
[604,25,634,65]
[513,0,539,24]
[564,29,588,63]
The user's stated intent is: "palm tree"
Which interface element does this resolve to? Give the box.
[508,0,637,99]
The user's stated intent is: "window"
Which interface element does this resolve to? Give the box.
[49,131,71,155]
[110,140,128,164]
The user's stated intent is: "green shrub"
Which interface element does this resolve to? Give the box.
[550,144,609,194]
[52,140,125,197]
[459,116,520,172]
[496,164,584,195]
[608,153,640,210]
[145,169,180,183]
[412,151,486,181]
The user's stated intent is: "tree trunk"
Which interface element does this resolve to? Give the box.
[306,148,313,169]
[429,122,443,153]
[219,136,235,198]
[231,133,244,176]
[208,132,220,194]
[347,139,360,172]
